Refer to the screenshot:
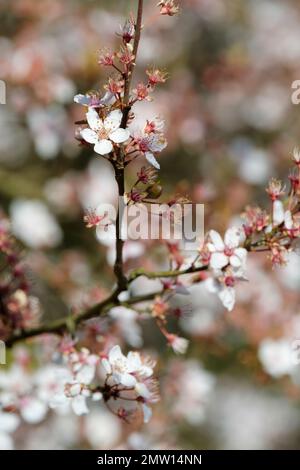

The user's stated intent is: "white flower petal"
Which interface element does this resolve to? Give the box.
[135,382,151,399]
[209,230,225,251]
[74,94,90,106]
[148,134,167,152]
[101,91,116,106]
[119,373,137,387]
[76,364,95,385]
[229,254,242,267]
[94,139,113,155]
[92,392,103,401]
[284,210,293,230]
[234,247,247,262]
[142,404,152,423]
[101,358,112,374]
[224,227,240,248]
[71,395,89,416]
[175,284,190,295]
[69,383,81,397]
[218,287,235,311]
[109,128,130,144]
[145,152,160,169]
[172,337,189,354]
[140,366,154,378]
[49,392,69,409]
[127,351,142,371]
[232,248,247,273]
[82,388,91,398]
[108,345,123,363]
[210,252,228,270]
[80,128,98,144]
[204,277,219,293]
[273,200,285,226]
[104,109,122,132]
[258,338,294,378]
[86,108,102,131]
[21,398,47,424]
[207,242,216,253]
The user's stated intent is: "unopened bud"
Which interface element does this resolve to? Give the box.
[146,184,163,199]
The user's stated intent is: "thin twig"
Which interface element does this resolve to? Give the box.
[128,264,208,281]
[5,234,278,347]
[113,0,144,291]
[6,289,120,348]
[121,0,143,128]
[6,286,167,348]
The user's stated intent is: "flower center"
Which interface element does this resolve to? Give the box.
[138,138,150,153]
[114,358,128,374]
[225,276,235,287]
[224,246,234,257]
[98,127,109,140]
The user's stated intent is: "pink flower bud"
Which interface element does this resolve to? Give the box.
[157,1,180,16]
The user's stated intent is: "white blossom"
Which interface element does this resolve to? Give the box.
[258,338,295,378]
[132,120,167,169]
[208,228,247,273]
[80,108,130,155]
[101,345,153,388]
[49,350,99,416]
[204,277,236,311]
[19,397,48,424]
[10,199,62,249]
[0,365,48,424]
[50,386,90,416]
[101,345,158,423]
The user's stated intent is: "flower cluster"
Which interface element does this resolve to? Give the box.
[101,345,159,423]
[129,119,167,169]
[190,148,300,311]
[0,350,67,437]
[0,344,158,440]
[0,218,41,340]
[49,344,159,423]
[258,150,300,266]
[203,227,247,311]
[50,347,101,416]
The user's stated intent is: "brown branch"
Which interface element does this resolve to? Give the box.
[4,232,292,348]
[128,264,208,281]
[5,289,120,348]
[5,289,163,348]
[121,0,143,128]
[114,0,144,290]
[113,165,128,291]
